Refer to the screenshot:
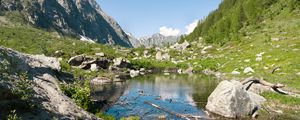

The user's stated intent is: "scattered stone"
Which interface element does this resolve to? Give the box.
[206,80,265,118]
[170,41,191,51]
[244,67,255,74]
[162,53,170,60]
[244,59,251,63]
[54,50,64,56]
[256,57,262,62]
[201,45,213,54]
[231,71,241,75]
[155,51,163,60]
[90,64,98,71]
[271,38,280,41]
[183,67,193,74]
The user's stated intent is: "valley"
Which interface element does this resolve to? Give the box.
[0,0,300,120]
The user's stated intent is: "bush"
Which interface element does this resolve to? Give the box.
[7,110,20,120]
[60,80,93,111]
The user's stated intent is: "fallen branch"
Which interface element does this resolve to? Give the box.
[271,67,280,74]
[242,77,300,98]
[144,101,191,120]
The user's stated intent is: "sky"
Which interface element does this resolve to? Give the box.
[97,0,222,38]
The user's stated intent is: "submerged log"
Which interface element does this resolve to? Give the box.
[144,101,211,120]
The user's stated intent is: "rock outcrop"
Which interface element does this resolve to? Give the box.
[0,47,99,119]
[206,80,265,118]
[0,0,132,47]
[68,54,110,70]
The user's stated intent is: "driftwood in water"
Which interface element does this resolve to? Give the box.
[242,77,300,98]
[144,101,190,120]
[144,101,212,120]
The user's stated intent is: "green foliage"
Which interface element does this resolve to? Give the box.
[183,0,300,45]
[7,110,21,120]
[131,59,176,70]
[120,116,140,120]
[4,11,28,25]
[60,80,93,111]
[0,26,123,59]
[262,92,300,105]
[11,73,36,109]
[95,112,116,120]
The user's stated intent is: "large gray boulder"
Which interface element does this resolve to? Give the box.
[206,80,265,118]
[0,47,99,119]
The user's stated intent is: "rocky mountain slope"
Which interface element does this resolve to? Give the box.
[0,0,132,47]
[129,33,178,48]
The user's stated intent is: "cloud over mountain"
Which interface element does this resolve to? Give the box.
[185,20,199,34]
[159,26,181,36]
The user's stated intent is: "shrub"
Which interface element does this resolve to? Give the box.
[60,80,93,111]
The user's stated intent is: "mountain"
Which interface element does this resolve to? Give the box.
[0,0,132,47]
[184,0,300,44]
[129,33,179,48]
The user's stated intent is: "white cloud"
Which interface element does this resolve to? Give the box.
[185,20,199,35]
[159,26,181,37]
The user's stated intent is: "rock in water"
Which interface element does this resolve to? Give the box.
[206,80,265,118]
[130,70,140,77]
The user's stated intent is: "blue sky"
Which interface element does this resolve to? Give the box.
[97,0,222,37]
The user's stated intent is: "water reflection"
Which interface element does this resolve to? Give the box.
[91,74,218,119]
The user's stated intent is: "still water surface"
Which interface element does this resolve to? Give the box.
[91,74,218,120]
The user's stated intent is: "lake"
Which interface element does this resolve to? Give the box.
[91,74,219,120]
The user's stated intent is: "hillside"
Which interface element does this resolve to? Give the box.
[184,0,300,44]
[0,0,132,47]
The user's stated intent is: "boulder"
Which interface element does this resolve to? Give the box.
[130,70,140,77]
[68,54,94,66]
[244,67,255,74]
[91,77,111,85]
[231,70,241,75]
[68,54,85,66]
[206,80,265,118]
[0,47,98,119]
[162,53,170,60]
[170,41,191,51]
[90,64,98,71]
[155,51,163,60]
[256,57,262,62]
[54,50,64,56]
[95,52,105,57]
[95,58,110,69]
[113,58,131,68]
[183,67,193,74]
